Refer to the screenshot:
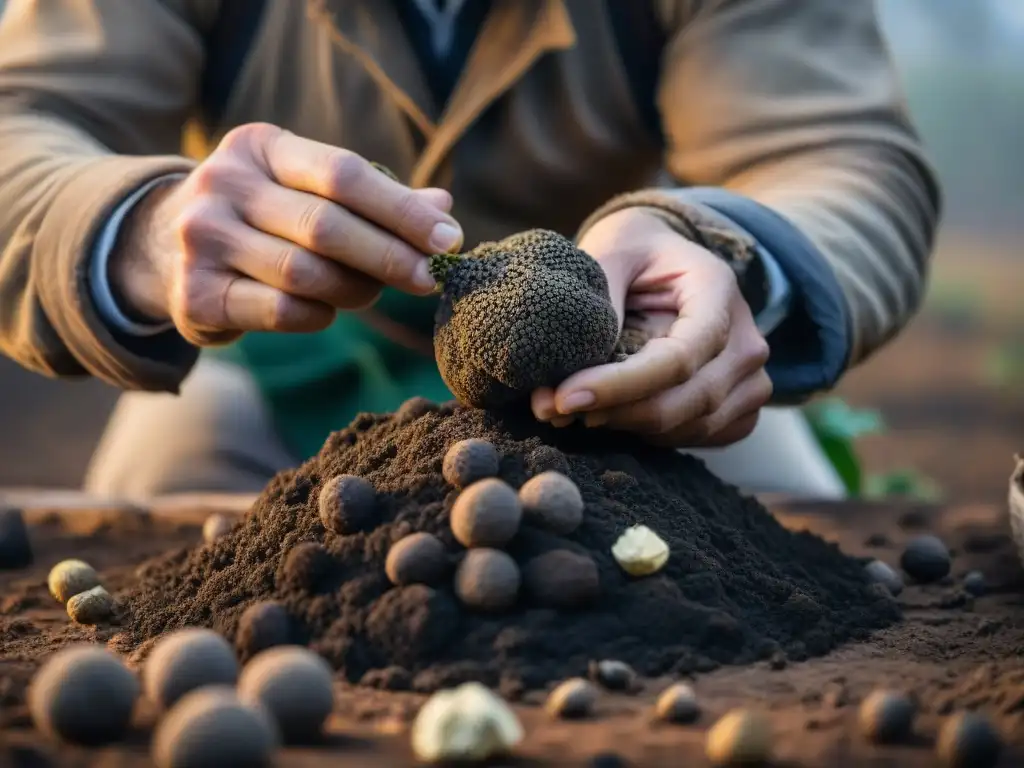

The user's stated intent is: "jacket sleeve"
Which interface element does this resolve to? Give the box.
[580,0,941,403]
[0,0,208,391]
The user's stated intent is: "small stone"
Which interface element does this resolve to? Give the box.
[66,586,115,624]
[545,678,597,719]
[654,682,701,724]
[396,396,437,423]
[318,474,377,535]
[522,549,600,608]
[442,439,500,488]
[900,535,951,583]
[411,682,523,763]
[864,559,904,596]
[963,570,987,596]
[0,507,33,569]
[29,645,139,746]
[236,601,292,658]
[281,542,333,591]
[152,687,279,768]
[386,532,449,586]
[518,471,584,534]
[47,559,100,604]
[936,711,1002,768]
[589,660,637,692]
[202,513,234,544]
[450,478,522,549]
[705,708,773,766]
[454,549,520,612]
[238,646,334,743]
[858,689,916,744]
[143,628,240,711]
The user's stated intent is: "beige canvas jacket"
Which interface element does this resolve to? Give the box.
[0,0,940,400]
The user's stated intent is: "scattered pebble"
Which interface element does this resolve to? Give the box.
[900,535,951,583]
[963,570,987,596]
[858,689,916,744]
[705,708,773,766]
[47,559,100,604]
[936,711,1002,768]
[0,506,32,569]
[152,686,279,768]
[411,682,522,763]
[202,513,234,544]
[143,628,240,711]
[66,585,115,624]
[768,652,787,671]
[28,645,139,745]
[450,478,522,549]
[545,678,597,719]
[454,549,521,612]
[442,439,500,488]
[864,559,904,597]
[654,682,701,724]
[386,532,449,586]
[590,660,637,692]
[236,601,292,658]
[281,541,333,590]
[521,549,600,608]
[237,646,334,743]
[318,474,377,535]
[611,525,669,576]
[518,471,584,534]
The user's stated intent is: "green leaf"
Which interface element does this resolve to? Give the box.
[814,432,864,496]
[864,470,943,502]
[804,397,886,441]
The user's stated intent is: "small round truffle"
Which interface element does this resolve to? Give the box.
[238,646,334,743]
[0,506,33,569]
[936,711,1002,768]
[443,439,500,489]
[454,549,521,612]
[590,660,637,692]
[386,532,449,586]
[396,396,437,424]
[66,585,115,624]
[705,708,773,766]
[236,601,292,658]
[858,689,916,744]
[29,645,139,745]
[900,535,951,583]
[545,678,597,719]
[143,628,240,711]
[518,471,584,534]
[281,541,333,591]
[864,559,904,597]
[963,570,987,596]
[318,474,377,535]
[48,559,100,604]
[152,686,278,768]
[450,478,522,549]
[654,682,701,724]
[522,550,600,608]
[202,513,234,544]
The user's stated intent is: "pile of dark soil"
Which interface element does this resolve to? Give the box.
[116,402,899,694]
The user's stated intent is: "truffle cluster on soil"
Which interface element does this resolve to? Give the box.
[117,403,899,695]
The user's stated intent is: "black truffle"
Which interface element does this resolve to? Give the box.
[522,550,600,608]
[518,471,584,534]
[454,549,521,612]
[318,474,377,535]
[396,396,437,424]
[281,542,333,591]
[900,535,951,583]
[430,229,620,408]
[386,532,449,586]
[442,438,500,488]
[143,629,240,711]
[963,570,986,596]
[236,601,292,658]
[237,646,334,743]
[864,559,904,597]
[0,506,32,570]
[589,660,638,692]
[450,478,522,549]
[545,678,598,719]
[858,689,916,744]
[936,711,1002,768]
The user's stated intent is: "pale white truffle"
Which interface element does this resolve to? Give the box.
[411,682,523,763]
[48,559,100,604]
[612,525,669,576]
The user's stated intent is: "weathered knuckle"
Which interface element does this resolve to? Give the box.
[392,190,425,236]
[378,239,416,286]
[176,204,219,249]
[705,383,729,415]
[267,292,294,330]
[274,248,309,293]
[219,122,279,154]
[299,201,342,252]
[325,149,365,197]
[178,276,218,327]
[190,161,234,194]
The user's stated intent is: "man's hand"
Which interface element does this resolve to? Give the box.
[109,123,463,346]
[531,208,772,448]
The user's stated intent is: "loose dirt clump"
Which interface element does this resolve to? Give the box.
[115,403,898,695]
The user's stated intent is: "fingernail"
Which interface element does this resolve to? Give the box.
[559,391,595,413]
[413,259,436,292]
[429,222,463,253]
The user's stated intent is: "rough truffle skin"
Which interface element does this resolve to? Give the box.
[432,229,619,408]
[518,471,584,534]
[454,549,521,612]
[449,478,522,549]
[318,474,377,535]
[442,439,500,488]
[236,601,292,659]
[522,550,600,609]
[386,532,450,586]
